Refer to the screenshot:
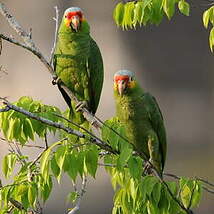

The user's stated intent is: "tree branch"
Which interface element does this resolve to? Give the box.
[0,3,35,48]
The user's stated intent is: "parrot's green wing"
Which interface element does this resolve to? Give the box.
[142,92,167,169]
[53,54,72,108]
[87,38,104,114]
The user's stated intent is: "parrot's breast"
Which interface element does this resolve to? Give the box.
[116,94,152,154]
[54,32,91,101]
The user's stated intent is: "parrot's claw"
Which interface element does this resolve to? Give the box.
[75,101,88,112]
[143,161,153,175]
[52,76,61,85]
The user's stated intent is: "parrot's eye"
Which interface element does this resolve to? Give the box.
[65,15,67,18]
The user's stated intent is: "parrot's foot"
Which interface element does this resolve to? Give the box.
[75,101,88,112]
[52,76,61,85]
[143,161,153,175]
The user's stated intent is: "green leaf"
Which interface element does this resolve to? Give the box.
[67,152,78,181]
[152,182,162,204]
[139,175,158,203]
[190,181,202,208]
[7,118,16,140]
[122,1,135,29]
[16,184,28,197]
[179,177,195,209]
[40,149,51,180]
[50,156,60,178]
[209,27,214,52]
[12,118,21,141]
[54,145,67,182]
[178,0,190,16]
[77,151,85,177]
[117,146,132,169]
[163,0,175,20]
[55,146,66,170]
[17,96,33,110]
[28,184,37,207]
[151,0,164,25]
[41,176,53,202]
[127,156,141,179]
[203,7,211,28]
[133,1,143,27]
[67,191,78,203]
[180,184,191,208]
[85,146,98,178]
[2,155,9,178]
[23,118,34,141]
[113,2,125,26]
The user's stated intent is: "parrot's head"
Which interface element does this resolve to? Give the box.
[63,7,85,32]
[114,70,137,96]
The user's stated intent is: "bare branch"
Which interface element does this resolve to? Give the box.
[0,33,54,75]
[50,6,59,65]
[0,3,35,48]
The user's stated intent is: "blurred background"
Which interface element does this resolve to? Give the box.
[0,0,214,213]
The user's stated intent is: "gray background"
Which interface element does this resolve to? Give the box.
[0,0,214,213]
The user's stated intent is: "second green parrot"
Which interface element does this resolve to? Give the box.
[113,70,167,175]
[54,7,103,133]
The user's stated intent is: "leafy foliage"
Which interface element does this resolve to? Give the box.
[113,0,190,29]
[0,99,204,214]
[203,6,214,52]
[0,96,61,143]
[0,97,100,213]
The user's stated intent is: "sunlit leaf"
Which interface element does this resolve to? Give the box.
[85,146,99,178]
[178,0,190,16]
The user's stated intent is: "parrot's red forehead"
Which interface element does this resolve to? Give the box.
[114,75,130,82]
[65,11,83,19]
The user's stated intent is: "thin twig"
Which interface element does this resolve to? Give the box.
[50,6,59,65]
[0,137,45,149]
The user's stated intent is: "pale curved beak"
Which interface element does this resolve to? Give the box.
[71,15,80,32]
[118,80,126,96]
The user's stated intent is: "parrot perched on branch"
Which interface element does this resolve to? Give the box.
[113,70,167,175]
[54,7,103,132]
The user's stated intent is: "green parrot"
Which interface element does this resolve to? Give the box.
[113,70,167,175]
[54,7,103,133]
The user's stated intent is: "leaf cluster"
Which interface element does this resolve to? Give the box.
[0,96,61,144]
[203,6,214,52]
[113,0,190,29]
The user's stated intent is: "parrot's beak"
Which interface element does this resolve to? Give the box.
[118,80,127,96]
[71,15,80,32]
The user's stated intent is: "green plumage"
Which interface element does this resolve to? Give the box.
[114,80,167,174]
[54,10,103,130]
